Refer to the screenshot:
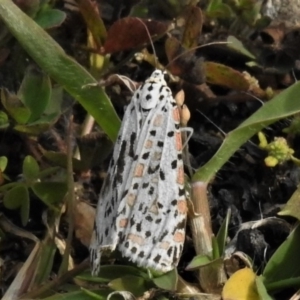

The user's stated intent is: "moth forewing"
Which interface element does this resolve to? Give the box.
[90,70,190,274]
[90,92,141,275]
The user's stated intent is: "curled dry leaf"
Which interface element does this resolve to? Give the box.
[74,201,95,247]
[258,22,300,71]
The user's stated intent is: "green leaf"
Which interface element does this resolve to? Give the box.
[1,88,31,124]
[0,182,19,192]
[108,275,147,296]
[0,156,8,172]
[186,254,212,270]
[152,268,177,291]
[227,35,256,59]
[278,185,300,220]
[216,208,231,257]
[35,8,66,29]
[193,81,300,182]
[263,224,300,290]
[3,185,25,209]
[23,155,40,182]
[0,1,120,142]
[0,111,9,128]
[33,234,58,286]
[18,66,51,123]
[3,184,30,225]
[256,276,273,300]
[32,182,67,209]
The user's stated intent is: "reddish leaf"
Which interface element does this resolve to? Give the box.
[181,6,203,49]
[205,62,250,91]
[104,17,169,54]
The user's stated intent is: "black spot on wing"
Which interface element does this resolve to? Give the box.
[142,152,150,159]
[171,160,177,169]
[115,140,127,184]
[136,222,142,232]
[157,141,164,147]
[154,254,162,263]
[171,199,177,206]
[148,165,160,174]
[130,217,135,226]
[142,182,149,189]
[172,248,178,263]
[148,186,154,195]
[179,188,185,196]
[129,132,136,158]
[145,215,153,222]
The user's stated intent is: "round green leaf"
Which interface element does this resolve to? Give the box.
[23,155,39,181]
[0,156,8,172]
[3,184,28,210]
[32,182,67,209]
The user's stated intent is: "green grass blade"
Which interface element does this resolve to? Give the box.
[193,81,300,182]
[0,1,120,141]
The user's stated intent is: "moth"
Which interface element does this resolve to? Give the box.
[90,70,189,274]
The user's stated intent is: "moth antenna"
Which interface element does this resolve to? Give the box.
[196,109,227,138]
[135,18,158,68]
[165,41,229,69]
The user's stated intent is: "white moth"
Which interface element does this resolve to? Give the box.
[90,70,188,274]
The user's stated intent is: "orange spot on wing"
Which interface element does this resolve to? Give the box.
[175,132,182,151]
[177,166,184,185]
[144,140,153,149]
[134,164,144,177]
[153,114,164,126]
[127,234,145,245]
[119,218,128,228]
[173,231,185,243]
[159,241,170,249]
[173,107,180,122]
[177,200,187,214]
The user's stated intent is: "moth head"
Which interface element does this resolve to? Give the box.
[146,69,167,85]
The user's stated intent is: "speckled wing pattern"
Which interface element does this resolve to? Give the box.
[90,70,188,275]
